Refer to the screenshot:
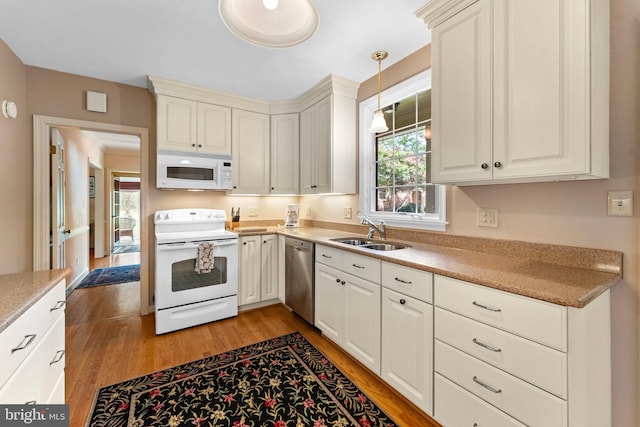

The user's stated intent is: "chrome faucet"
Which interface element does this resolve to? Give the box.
[356,210,386,240]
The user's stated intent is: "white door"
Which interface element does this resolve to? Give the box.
[314,263,343,343]
[261,235,278,300]
[342,273,381,374]
[382,287,433,414]
[50,128,67,269]
[239,235,261,305]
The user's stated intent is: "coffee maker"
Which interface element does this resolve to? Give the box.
[284,204,300,228]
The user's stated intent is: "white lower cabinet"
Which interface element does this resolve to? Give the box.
[381,288,433,415]
[239,234,278,306]
[433,274,611,427]
[315,246,381,374]
[0,279,66,404]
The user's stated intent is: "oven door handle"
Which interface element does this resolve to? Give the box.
[157,239,238,251]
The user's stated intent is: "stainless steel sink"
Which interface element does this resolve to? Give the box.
[330,238,374,246]
[362,243,410,251]
[330,237,410,251]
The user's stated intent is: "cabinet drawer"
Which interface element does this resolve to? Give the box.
[0,279,65,388]
[435,275,567,351]
[435,307,567,398]
[435,340,567,427]
[382,262,432,303]
[0,313,65,404]
[342,251,381,283]
[435,374,526,427]
[315,244,343,269]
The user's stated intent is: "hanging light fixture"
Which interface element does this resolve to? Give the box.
[369,50,389,133]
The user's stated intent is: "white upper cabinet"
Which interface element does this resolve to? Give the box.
[157,95,231,155]
[231,110,270,194]
[270,113,300,194]
[299,76,359,194]
[417,0,609,185]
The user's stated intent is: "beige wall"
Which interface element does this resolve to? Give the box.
[0,40,29,274]
[0,0,637,421]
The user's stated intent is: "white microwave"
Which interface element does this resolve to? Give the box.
[157,150,233,190]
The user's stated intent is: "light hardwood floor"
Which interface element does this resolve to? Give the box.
[66,256,440,427]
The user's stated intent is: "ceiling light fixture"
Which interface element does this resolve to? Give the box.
[369,51,389,133]
[219,0,319,49]
[263,0,278,11]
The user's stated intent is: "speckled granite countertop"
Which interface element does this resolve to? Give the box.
[235,226,622,308]
[0,269,70,334]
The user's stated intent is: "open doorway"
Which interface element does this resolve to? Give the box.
[34,115,151,315]
[112,173,141,254]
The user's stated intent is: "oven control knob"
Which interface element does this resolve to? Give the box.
[164,213,170,220]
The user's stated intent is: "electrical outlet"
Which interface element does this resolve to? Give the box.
[305,205,311,216]
[477,208,499,228]
[343,207,352,219]
[248,206,258,217]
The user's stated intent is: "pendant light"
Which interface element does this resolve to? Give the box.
[369,50,389,133]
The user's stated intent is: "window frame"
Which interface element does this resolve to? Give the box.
[358,70,447,232]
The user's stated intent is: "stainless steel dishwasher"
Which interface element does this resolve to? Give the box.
[285,237,314,324]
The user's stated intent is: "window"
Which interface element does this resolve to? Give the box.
[359,70,446,231]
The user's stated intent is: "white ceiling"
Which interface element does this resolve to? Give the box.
[84,131,141,153]
[0,0,431,102]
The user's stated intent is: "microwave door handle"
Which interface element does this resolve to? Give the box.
[191,240,238,248]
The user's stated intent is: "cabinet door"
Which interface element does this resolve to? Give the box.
[300,96,332,194]
[261,235,278,301]
[299,106,315,194]
[239,236,261,305]
[157,95,197,152]
[270,113,300,194]
[311,96,332,193]
[197,103,231,154]
[382,288,433,414]
[277,235,286,303]
[492,0,589,179]
[231,110,270,194]
[314,263,343,343]
[343,273,381,374]
[431,0,492,184]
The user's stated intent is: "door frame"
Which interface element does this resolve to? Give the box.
[33,115,151,315]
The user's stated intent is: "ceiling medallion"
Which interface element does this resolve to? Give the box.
[219,0,319,49]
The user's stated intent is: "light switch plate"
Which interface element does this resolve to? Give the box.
[608,191,633,217]
[248,206,258,217]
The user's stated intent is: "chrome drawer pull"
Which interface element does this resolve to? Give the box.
[473,338,502,353]
[50,350,65,365]
[394,277,412,285]
[11,334,36,353]
[25,401,37,405]
[352,264,365,269]
[322,254,332,258]
[473,376,502,394]
[472,301,502,312]
[50,300,66,311]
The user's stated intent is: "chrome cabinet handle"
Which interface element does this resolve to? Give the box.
[322,254,332,258]
[50,350,65,365]
[352,264,365,269]
[473,376,502,394]
[399,299,406,305]
[473,338,502,353]
[341,280,346,285]
[394,277,412,285]
[494,161,503,168]
[472,301,502,312]
[12,334,36,353]
[336,278,341,283]
[50,300,65,311]
[481,163,489,169]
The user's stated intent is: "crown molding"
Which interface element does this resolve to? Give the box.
[415,0,478,29]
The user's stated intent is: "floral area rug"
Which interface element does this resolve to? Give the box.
[86,332,397,427]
